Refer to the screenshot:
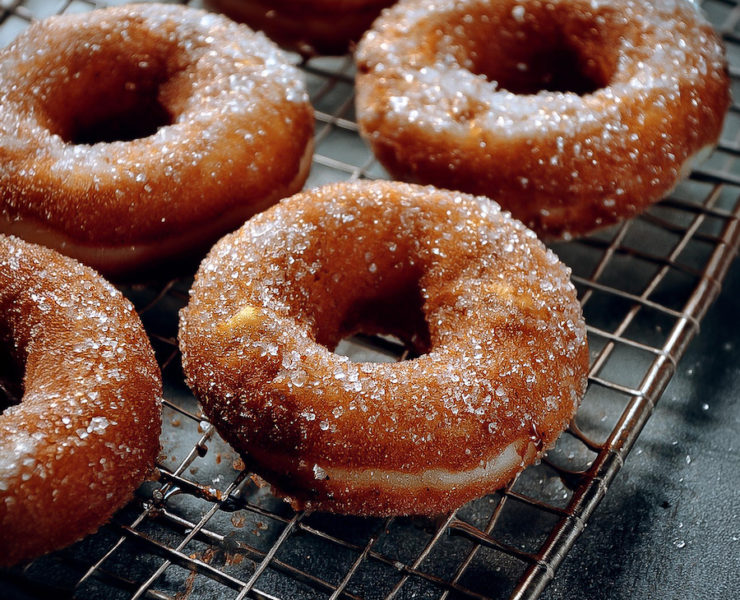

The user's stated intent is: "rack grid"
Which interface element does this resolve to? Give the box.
[1,0,739,598]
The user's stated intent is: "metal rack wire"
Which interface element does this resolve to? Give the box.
[1,0,740,598]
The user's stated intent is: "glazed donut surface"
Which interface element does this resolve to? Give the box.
[355,0,730,239]
[179,181,589,515]
[0,3,314,278]
[0,235,162,566]
[205,0,397,55]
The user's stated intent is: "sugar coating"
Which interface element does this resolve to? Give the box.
[179,181,589,515]
[355,0,730,239]
[0,4,313,277]
[0,235,162,566]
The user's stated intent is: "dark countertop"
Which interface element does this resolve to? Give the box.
[543,259,740,600]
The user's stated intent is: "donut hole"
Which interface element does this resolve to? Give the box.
[335,277,431,361]
[446,6,616,95]
[472,41,607,95]
[40,46,176,144]
[310,268,431,362]
[0,341,23,412]
[70,93,172,145]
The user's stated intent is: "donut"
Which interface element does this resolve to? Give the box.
[204,0,397,56]
[355,0,730,239]
[0,235,162,566]
[0,4,314,278]
[179,181,588,515]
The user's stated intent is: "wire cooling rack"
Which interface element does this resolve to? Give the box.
[2,0,740,598]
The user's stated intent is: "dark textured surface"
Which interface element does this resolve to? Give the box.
[543,259,740,600]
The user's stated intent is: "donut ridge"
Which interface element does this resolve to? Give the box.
[0,235,162,566]
[356,0,730,238]
[180,181,589,515]
[0,4,314,277]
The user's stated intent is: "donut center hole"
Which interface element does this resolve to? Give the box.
[334,334,412,364]
[472,40,605,95]
[0,343,23,412]
[332,277,430,363]
[44,53,176,144]
[70,95,172,145]
[454,9,615,95]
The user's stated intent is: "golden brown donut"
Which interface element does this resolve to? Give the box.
[355,0,730,239]
[179,181,588,516]
[0,235,162,566]
[0,4,314,278]
[204,0,396,55]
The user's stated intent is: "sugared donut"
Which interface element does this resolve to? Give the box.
[355,0,730,239]
[0,235,162,566]
[204,0,397,56]
[179,181,588,515]
[0,4,314,278]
